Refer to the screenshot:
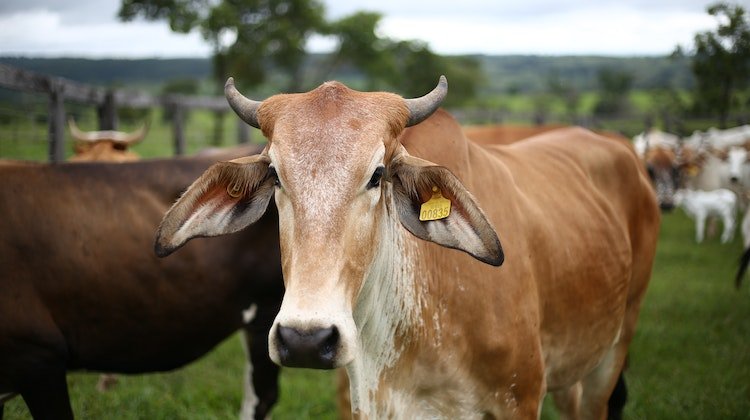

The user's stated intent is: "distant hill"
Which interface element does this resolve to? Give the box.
[0,57,212,88]
[0,54,693,95]
[474,55,694,94]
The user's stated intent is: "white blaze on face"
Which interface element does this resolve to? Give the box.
[267,127,390,368]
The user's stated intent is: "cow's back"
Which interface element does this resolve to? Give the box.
[0,155,281,381]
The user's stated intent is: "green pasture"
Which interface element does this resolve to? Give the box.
[3,206,749,418]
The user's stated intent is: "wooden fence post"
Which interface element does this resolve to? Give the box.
[98,90,117,130]
[173,106,186,156]
[48,84,65,163]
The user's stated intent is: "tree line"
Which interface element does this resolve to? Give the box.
[118,0,749,128]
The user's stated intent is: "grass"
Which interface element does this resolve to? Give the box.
[3,205,749,419]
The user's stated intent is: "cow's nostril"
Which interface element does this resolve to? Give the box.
[321,326,339,360]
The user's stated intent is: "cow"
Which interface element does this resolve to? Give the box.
[702,125,750,150]
[155,76,659,419]
[673,188,737,244]
[0,146,283,420]
[68,118,149,391]
[68,118,148,162]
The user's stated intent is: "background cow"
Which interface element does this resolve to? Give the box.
[673,188,738,244]
[155,77,659,419]
[68,118,148,162]
[0,147,283,420]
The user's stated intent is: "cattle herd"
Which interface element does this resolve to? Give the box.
[635,125,750,287]
[10,74,741,419]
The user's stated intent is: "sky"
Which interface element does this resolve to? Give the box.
[0,0,739,58]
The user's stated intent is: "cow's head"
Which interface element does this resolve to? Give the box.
[727,144,750,185]
[155,77,502,370]
[68,118,148,162]
[644,145,680,211]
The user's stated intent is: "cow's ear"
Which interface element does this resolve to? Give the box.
[155,155,275,257]
[389,155,504,266]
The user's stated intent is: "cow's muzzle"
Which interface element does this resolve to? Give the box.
[275,325,339,369]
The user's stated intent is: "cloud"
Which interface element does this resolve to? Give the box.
[0,0,726,57]
[0,9,211,58]
[376,5,715,55]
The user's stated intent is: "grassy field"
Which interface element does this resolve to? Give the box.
[3,205,749,418]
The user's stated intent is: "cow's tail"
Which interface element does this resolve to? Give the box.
[736,247,750,289]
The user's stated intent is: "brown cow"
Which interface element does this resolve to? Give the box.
[68,118,148,162]
[0,147,283,420]
[156,77,659,419]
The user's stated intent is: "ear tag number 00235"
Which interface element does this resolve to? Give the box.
[420,186,451,221]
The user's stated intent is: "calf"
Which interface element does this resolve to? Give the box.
[0,147,283,419]
[673,188,737,243]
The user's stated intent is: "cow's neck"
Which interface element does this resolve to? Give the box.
[348,189,425,417]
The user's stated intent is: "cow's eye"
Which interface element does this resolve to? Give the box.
[367,166,384,189]
[268,166,280,187]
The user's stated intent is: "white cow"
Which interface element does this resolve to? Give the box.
[633,128,679,160]
[674,188,737,243]
[704,125,750,150]
[727,145,750,186]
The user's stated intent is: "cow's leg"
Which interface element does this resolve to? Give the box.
[606,370,627,420]
[695,215,706,243]
[96,373,119,392]
[551,382,582,420]
[721,212,736,243]
[240,301,281,420]
[578,345,627,420]
[20,365,73,420]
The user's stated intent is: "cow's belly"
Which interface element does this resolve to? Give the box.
[539,269,629,390]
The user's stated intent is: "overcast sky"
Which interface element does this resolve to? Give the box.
[0,0,735,58]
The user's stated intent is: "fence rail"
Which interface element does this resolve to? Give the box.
[0,64,247,162]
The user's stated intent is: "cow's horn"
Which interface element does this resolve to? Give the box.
[404,75,448,127]
[225,77,262,129]
[112,121,149,145]
[68,118,97,141]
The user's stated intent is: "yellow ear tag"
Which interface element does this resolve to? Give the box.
[419,186,452,221]
[687,165,699,177]
[227,182,243,198]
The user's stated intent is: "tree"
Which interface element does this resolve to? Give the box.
[593,68,633,117]
[320,12,482,106]
[119,0,325,92]
[676,2,750,127]
[119,0,481,105]
[546,71,581,123]
[317,11,396,89]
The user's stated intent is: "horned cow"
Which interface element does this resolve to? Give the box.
[68,118,148,162]
[156,77,659,419]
